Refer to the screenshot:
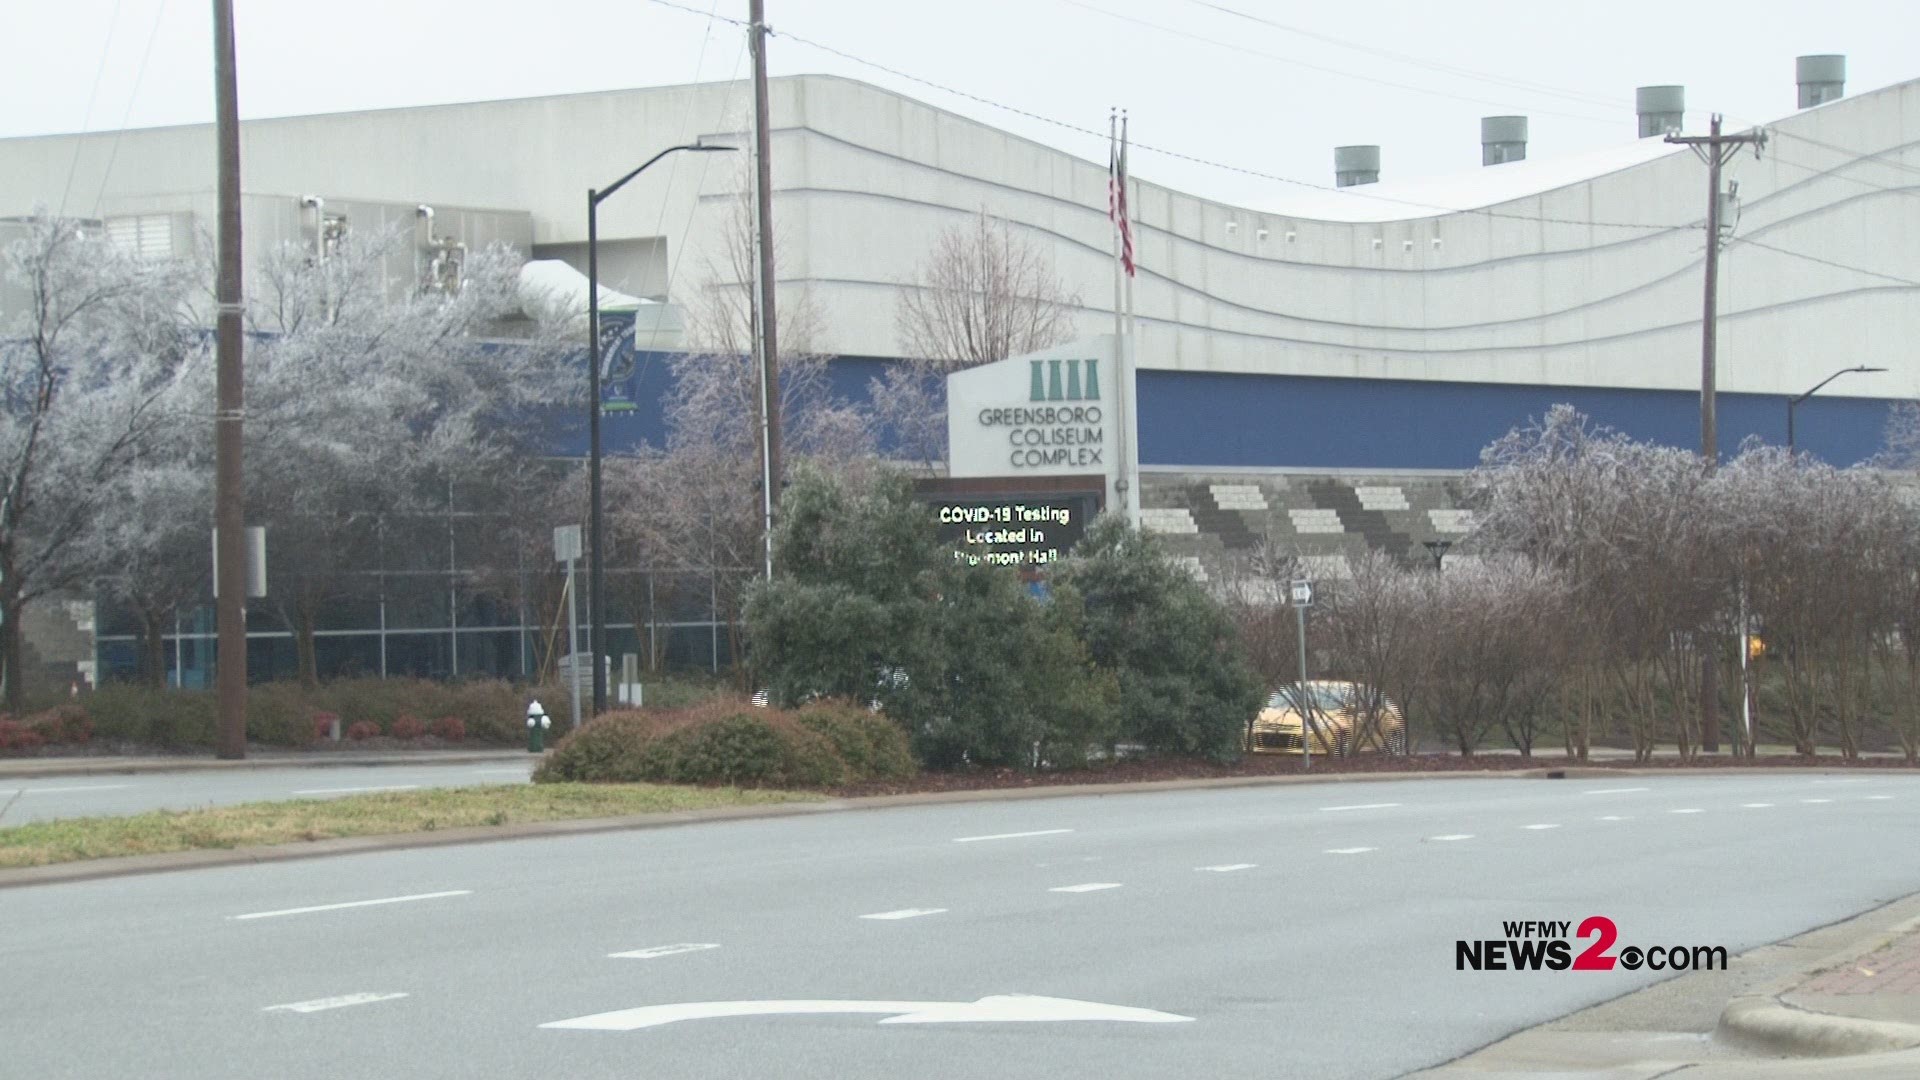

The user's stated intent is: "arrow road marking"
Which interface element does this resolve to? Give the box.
[953,829,1073,843]
[609,943,721,959]
[230,890,471,921]
[264,992,408,1013]
[860,909,948,920]
[540,994,1194,1031]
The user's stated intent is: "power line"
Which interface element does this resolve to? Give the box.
[1731,235,1920,289]
[1178,0,1632,114]
[1057,0,1623,126]
[58,0,127,215]
[91,0,171,216]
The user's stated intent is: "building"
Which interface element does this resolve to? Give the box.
[2,58,1916,682]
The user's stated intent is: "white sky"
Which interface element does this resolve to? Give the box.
[1,0,1913,210]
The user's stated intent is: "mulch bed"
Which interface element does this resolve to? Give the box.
[829,751,1918,798]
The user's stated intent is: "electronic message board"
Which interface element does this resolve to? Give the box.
[925,491,1101,569]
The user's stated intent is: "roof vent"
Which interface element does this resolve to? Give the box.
[1797,54,1845,108]
[1335,145,1380,188]
[1635,85,1685,138]
[1481,116,1528,165]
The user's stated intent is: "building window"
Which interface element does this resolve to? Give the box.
[105,214,173,260]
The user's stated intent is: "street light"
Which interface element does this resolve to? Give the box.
[587,141,736,716]
[1422,539,1452,573]
[1787,365,1885,458]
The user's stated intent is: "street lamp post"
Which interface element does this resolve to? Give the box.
[586,142,735,716]
[1422,539,1452,573]
[1787,366,1886,458]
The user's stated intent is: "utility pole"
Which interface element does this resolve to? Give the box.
[749,0,782,578]
[1666,113,1765,755]
[211,0,247,759]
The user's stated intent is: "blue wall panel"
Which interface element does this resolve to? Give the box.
[1136,370,1894,470]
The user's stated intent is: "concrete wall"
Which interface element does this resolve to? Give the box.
[3,74,1916,401]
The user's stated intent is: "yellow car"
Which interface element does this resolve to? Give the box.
[1246,681,1407,756]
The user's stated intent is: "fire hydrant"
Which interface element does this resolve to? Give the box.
[526,700,551,753]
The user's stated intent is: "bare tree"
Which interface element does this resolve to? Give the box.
[0,215,200,707]
[895,211,1081,374]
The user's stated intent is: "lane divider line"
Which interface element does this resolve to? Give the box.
[230,890,472,921]
[1597,816,1629,821]
[264,992,408,1013]
[0,784,134,795]
[1866,795,1896,801]
[954,829,1073,843]
[1801,798,1835,804]
[1324,847,1376,855]
[1049,883,1122,893]
[1196,864,1256,872]
[1320,803,1401,812]
[1427,834,1475,842]
[290,785,422,795]
[1583,787,1650,795]
[609,943,721,959]
[1741,803,1775,808]
[860,909,948,921]
[1669,808,1705,814]
[1522,824,1562,830]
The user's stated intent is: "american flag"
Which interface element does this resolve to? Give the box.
[1109,131,1135,277]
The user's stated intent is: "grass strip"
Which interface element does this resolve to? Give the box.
[0,783,821,868]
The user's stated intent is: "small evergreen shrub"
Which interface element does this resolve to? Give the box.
[429,715,466,741]
[390,714,427,740]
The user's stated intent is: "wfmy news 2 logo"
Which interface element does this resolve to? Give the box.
[1456,917,1728,973]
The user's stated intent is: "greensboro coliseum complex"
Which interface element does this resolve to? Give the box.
[2,61,1919,677]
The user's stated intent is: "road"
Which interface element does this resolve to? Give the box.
[0,761,535,824]
[1,772,1915,1079]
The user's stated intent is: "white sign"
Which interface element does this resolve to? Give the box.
[1290,579,1314,607]
[947,336,1125,512]
[540,994,1194,1031]
[554,524,582,563]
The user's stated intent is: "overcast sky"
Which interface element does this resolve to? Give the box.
[2,0,1914,209]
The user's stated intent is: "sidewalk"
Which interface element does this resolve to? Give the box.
[1408,896,1920,1079]
[0,747,537,780]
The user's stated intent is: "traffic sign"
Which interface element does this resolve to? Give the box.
[554,524,582,563]
[1290,578,1314,607]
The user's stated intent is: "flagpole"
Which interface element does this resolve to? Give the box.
[1120,111,1141,530]
[1107,108,1129,525]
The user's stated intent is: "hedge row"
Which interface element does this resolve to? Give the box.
[532,699,915,789]
[14,679,578,751]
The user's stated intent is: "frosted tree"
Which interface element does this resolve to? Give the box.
[0,215,202,706]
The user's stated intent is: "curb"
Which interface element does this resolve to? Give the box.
[0,751,539,780]
[2,762,1915,890]
[1716,998,1920,1058]
[1716,914,1920,1057]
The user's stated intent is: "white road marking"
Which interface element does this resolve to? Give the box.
[860,909,948,921]
[609,943,721,959]
[1324,847,1376,855]
[540,994,1194,1031]
[1523,824,1561,830]
[1049,882,1122,893]
[953,829,1073,843]
[1597,815,1629,821]
[1196,863,1256,872]
[1320,802,1400,812]
[1427,834,1475,842]
[1669,808,1705,814]
[230,890,472,921]
[0,784,134,795]
[1866,795,1896,801]
[1583,787,1650,795]
[1801,798,1835,804]
[263,992,408,1013]
[1741,803,1775,808]
[290,784,421,795]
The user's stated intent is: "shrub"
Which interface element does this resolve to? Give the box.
[536,701,865,788]
[390,714,427,740]
[794,701,915,780]
[345,720,379,741]
[310,711,341,741]
[429,715,466,741]
[29,705,92,745]
[244,682,317,747]
[454,680,549,743]
[0,722,45,752]
[83,685,218,747]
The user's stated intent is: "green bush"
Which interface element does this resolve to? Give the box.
[793,701,915,780]
[83,684,218,747]
[535,699,909,788]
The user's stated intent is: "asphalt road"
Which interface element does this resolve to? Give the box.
[2,772,1916,1079]
[0,761,536,824]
